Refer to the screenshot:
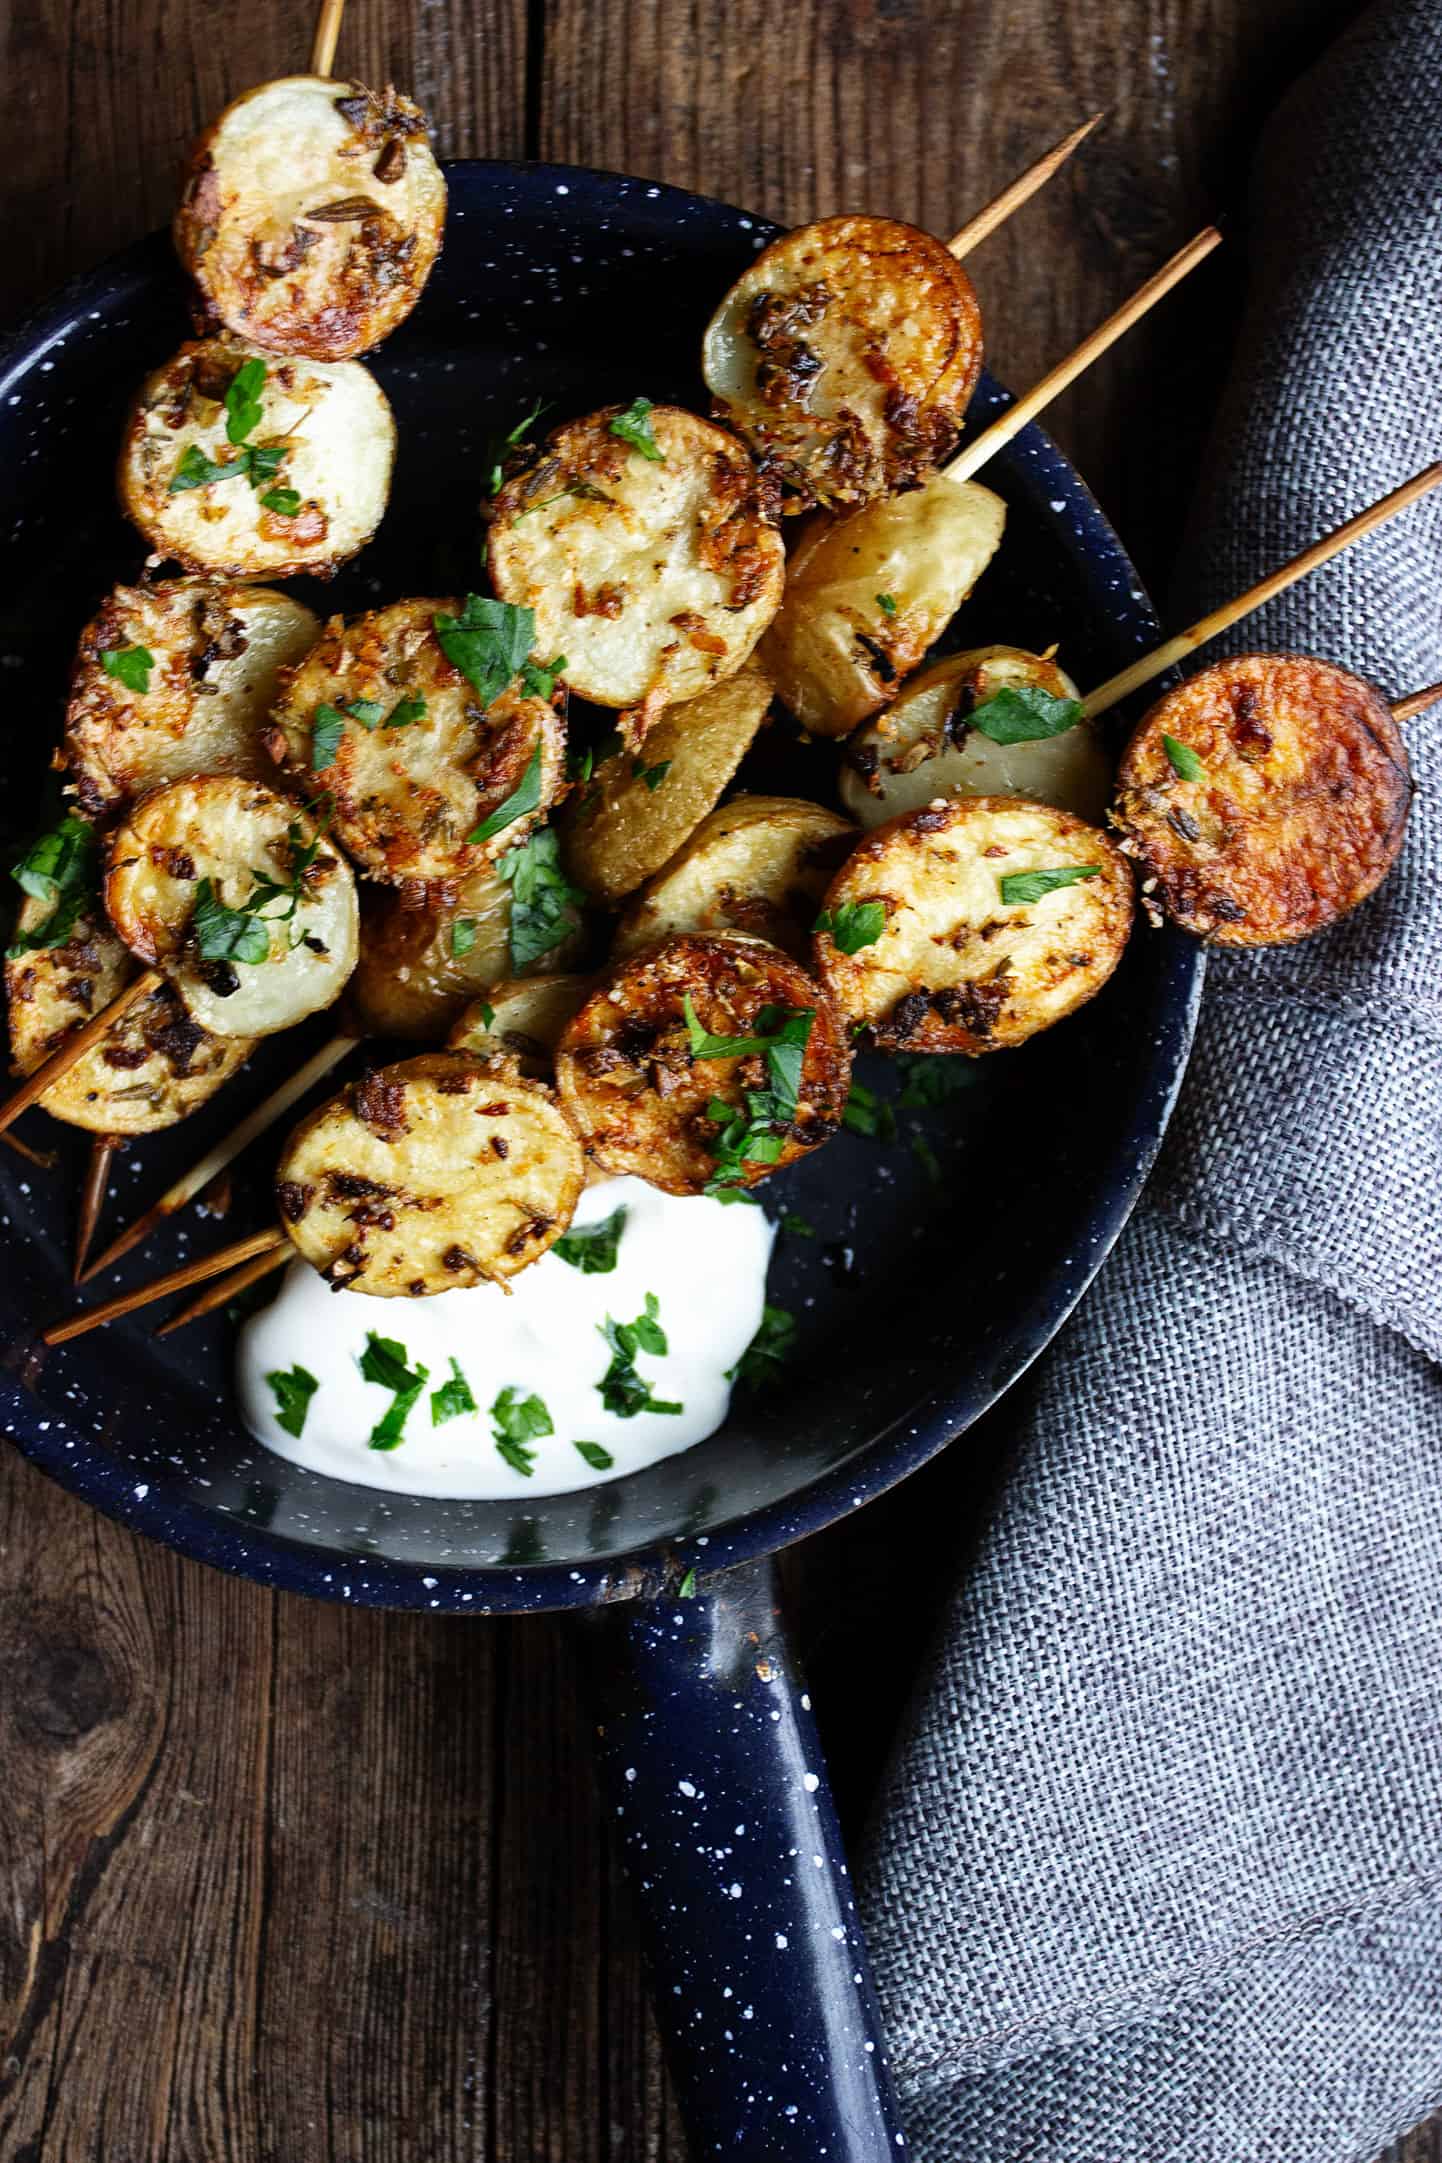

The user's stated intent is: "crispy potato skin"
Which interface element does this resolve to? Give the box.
[175,76,446,360]
[701,215,982,509]
[105,775,358,1038]
[448,974,596,1073]
[555,933,851,1196]
[840,645,1110,828]
[349,867,586,1040]
[487,406,786,710]
[275,1050,584,1293]
[814,795,1133,1053]
[63,580,319,818]
[761,477,1007,736]
[6,898,252,1133]
[1113,653,1411,946]
[118,339,395,579]
[265,598,567,890]
[560,668,772,903]
[615,795,856,961]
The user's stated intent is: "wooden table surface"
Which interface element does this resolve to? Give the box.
[1,1,1435,2156]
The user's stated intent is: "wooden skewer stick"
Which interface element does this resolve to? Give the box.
[74,1136,118,1282]
[943,225,1223,490]
[3,1130,57,1170]
[155,1244,290,1337]
[1390,680,1442,724]
[946,113,1104,260]
[311,0,347,76]
[0,968,163,1140]
[80,1030,360,1285]
[43,1226,289,1347]
[1081,464,1442,722]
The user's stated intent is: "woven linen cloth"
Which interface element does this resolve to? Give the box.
[858,4,1442,2157]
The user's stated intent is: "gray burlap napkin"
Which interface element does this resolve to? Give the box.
[858,4,1442,2156]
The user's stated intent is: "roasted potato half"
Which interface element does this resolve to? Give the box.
[119,339,395,578]
[555,933,850,1197]
[448,974,596,1073]
[105,776,359,1038]
[63,580,319,818]
[813,795,1133,1053]
[840,645,1111,829]
[760,476,1007,736]
[265,598,567,889]
[487,406,785,711]
[349,862,586,1040]
[560,668,772,904]
[615,796,855,961]
[275,1051,584,1293]
[702,216,983,508]
[175,76,447,360]
[6,897,253,1134]
[1112,653,1412,946]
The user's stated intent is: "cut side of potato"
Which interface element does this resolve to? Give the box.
[448,974,596,1073]
[64,580,319,818]
[1112,653,1412,947]
[349,860,587,1040]
[555,933,851,1197]
[840,645,1111,829]
[264,598,567,889]
[6,897,253,1133]
[615,795,855,961]
[487,405,785,710]
[702,216,983,509]
[560,668,772,904]
[813,795,1133,1053]
[275,1051,584,1293]
[105,775,359,1038]
[760,476,1006,736]
[119,339,395,578]
[175,76,447,360]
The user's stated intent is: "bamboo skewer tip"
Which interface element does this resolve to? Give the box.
[1391,680,1442,724]
[946,110,1106,260]
[43,1225,289,1348]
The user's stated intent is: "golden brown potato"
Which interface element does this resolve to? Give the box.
[555,933,850,1197]
[487,405,785,711]
[63,579,319,818]
[349,861,587,1040]
[839,645,1111,829]
[760,476,1006,736]
[560,669,772,904]
[701,216,982,508]
[614,796,855,961]
[447,975,596,1072]
[1112,653,1412,946]
[105,776,358,1038]
[119,339,395,579]
[264,597,567,890]
[175,76,447,360]
[275,1051,584,1292]
[813,795,1133,1053]
[6,895,253,1134]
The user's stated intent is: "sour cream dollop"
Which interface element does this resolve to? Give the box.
[237,1176,775,1498]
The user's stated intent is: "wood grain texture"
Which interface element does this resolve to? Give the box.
[1,0,1435,2158]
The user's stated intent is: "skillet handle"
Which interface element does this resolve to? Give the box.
[573,1551,907,2160]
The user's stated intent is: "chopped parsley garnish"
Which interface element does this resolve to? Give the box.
[843,1080,896,1142]
[781,1211,815,1238]
[728,1303,795,1390]
[814,900,886,954]
[169,444,238,493]
[685,999,816,1201]
[896,1054,977,1107]
[387,695,427,729]
[911,1131,942,1181]
[608,396,665,462]
[468,740,544,845]
[631,757,671,792]
[876,593,898,616]
[598,1294,682,1418]
[553,1204,627,1274]
[967,685,1084,745]
[478,1000,496,1028]
[260,486,302,517]
[310,704,346,770]
[360,1332,430,1451]
[7,813,97,957]
[169,360,291,499]
[224,357,267,444]
[245,442,287,487]
[677,1567,698,1597]
[100,644,153,694]
[484,398,548,495]
[520,654,567,700]
[498,826,585,970]
[266,1363,319,1438]
[192,877,273,964]
[450,917,478,958]
[999,865,1101,906]
[491,1385,552,1475]
[431,1357,478,1425]
[574,1439,615,1471]
[434,593,535,708]
[313,695,423,766]
[1162,733,1205,781]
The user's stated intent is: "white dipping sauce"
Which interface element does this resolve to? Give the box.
[237,1176,775,1498]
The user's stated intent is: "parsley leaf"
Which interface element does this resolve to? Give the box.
[224,356,267,445]
[478,1000,496,1028]
[386,695,427,729]
[678,1567,698,1597]
[609,396,665,462]
[431,1357,478,1425]
[498,826,585,971]
[553,1204,627,1274]
[967,685,1084,745]
[876,593,898,616]
[484,398,548,495]
[310,704,346,770]
[598,1294,682,1418]
[896,1055,978,1107]
[686,1001,816,1200]
[574,1439,615,1471]
[814,900,886,954]
[169,444,240,493]
[100,645,154,694]
[999,865,1101,905]
[911,1131,942,1181]
[7,814,97,957]
[261,486,301,517]
[267,1364,319,1438]
[1162,733,1205,781]
[244,442,287,487]
[631,757,671,792]
[728,1303,795,1390]
[519,654,567,700]
[192,877,273,964]
[469,740,544,845]
[434,594,535,708]
[843,1079,897,1142]
[450,917,478,958]
[491,1385,552,1475]
[360,1332,430,1451]
[781,1211,815,1238]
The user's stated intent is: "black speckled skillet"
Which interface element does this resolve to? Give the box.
[0,163,1202,2159]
